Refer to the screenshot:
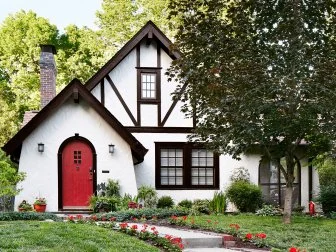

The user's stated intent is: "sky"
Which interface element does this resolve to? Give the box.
[0,0,103,32]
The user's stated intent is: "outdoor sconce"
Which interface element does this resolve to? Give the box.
[108,144,115,154]
[38,143,44,153]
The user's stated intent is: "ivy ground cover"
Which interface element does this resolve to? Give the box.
[192,214,335,251]
[0,221,159,251]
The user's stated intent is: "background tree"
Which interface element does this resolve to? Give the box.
[0,150,25,211]
[168,0,336,223]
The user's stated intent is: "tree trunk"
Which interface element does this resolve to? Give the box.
[283,184,293,224]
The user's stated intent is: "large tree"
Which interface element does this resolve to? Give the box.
[168,0,336,223]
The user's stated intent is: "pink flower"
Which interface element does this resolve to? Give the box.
[110,217,116,221]
[245,233,253,240]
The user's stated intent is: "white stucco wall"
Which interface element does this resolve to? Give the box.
[91,84,101,102]
[140,41,157,67]
[16,99,138,211]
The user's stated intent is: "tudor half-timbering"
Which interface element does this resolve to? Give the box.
[2,21,319,212]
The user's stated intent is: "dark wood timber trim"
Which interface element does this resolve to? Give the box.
[105,75,137,126]
[58,135,97,211]
[85,21,180,91]
[126,127,193,133]
[161,82,188,126]
[136,45,140,67]
[157,44,162,126]
[100,80,105,106]
[2,78,147,163]
[155,142,219,190]
[73,88,79,103]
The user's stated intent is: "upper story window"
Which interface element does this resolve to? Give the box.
[141,73,156,99]
[137,68,160,102]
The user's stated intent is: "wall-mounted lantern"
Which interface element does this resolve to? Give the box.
[38,143,44,153]
[108,144,115,154]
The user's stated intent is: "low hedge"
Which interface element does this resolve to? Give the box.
[0,212,61,221]
[96,208,189,221]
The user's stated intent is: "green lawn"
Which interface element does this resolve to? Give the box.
[194,214,336,251]
[0,221,159,252]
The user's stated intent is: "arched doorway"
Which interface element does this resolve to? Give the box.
[58,136,96,210]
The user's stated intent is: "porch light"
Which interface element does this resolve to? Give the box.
[38,143,44,153]
[108,144,115,154]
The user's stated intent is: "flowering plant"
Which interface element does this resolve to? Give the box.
[34,197,47,205]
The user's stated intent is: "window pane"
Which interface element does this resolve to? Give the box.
[191,177,199,185]
[191,158,198,166]
[191,168,198,176]
[168,158,176,166]
[260,159,278,183]
[199,158,206,166]
[207,158,213,166]
[176,177,183,185]
[199,177,206,185]
[260,184,279,205]
[168,168,175,176]
[176,168,183,176]
[206,168,213,176]
[161,158,168,166]
[176,157,183,166]
[169,177,175,185]
[161,177,168,185]
[206,177,213,185]
[161,168,167,176]
[161,149,168,157]
[141,73,156,99]
[199,168,206,176]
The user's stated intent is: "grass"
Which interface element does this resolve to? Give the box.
[0,221,159,252]
[193,214,336,251]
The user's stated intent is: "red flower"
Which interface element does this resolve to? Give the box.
[151,226,156,231]
[76,214,83,219]
[178,243,184,249]
[171,215,178,220]
[132,217,138,221]
[119,223,128,229]
[245,233,253,240]
[289,248,299,252]
[165,234,173,240]
[68,215,74,221]
[110,217,116,221]
[182,216,187,221]
[256,233,267,239]
[91,215,97,221]
[153,230,159,235]
[101,216,107,221]
[131,224,138,230]
[207,219,212,223]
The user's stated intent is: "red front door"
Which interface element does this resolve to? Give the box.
[62,140,93,209]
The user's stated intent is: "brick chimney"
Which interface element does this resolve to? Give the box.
[40,44,57,109]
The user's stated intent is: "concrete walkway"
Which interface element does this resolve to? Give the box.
[126,223,268,252]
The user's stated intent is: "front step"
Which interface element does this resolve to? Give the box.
[52,210,92,218]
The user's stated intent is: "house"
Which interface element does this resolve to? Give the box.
[2,21,319,212]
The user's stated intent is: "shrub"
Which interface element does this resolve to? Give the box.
[209,191,227,214]
[137,185,158,208]
[97,208,189,222]
[90,195,120,213]
[192,199,211,214]
[105,179,120,197]
[0,212,60,221]
[226,181,263,212]
[177,199,193,209]
[317,185,336,214]
[157,196,174,209]
[256,204,282,216]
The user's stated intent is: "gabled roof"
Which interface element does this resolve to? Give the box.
[85,20,180,91]
[2,79,148,164]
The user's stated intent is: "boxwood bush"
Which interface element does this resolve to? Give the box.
[0,212,61,221]
[96,208,189,221]
[157,196,174,209]
[226,181,263,212]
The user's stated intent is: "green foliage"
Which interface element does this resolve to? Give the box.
[168,0,336,222]
[191,199,211,215]
[317,185,336,214]
[105,179,120,197]
[137,185,158,208]
[0,150,25,211]
[256,204,282,217]
[89,195,120,213]
[177,199,193,209]
[17,200,33,212]
[209,191,227,214]
[314,156,336,186]
[97,208,189,222]
[0,212,60,221]
[226,181,263,213]
[157,196,174,209]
